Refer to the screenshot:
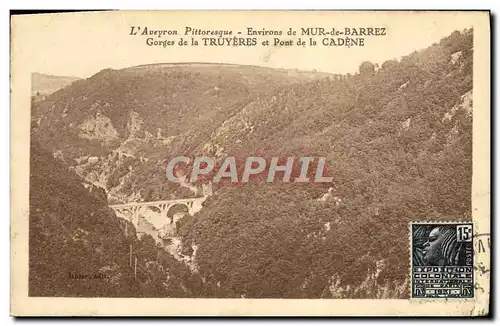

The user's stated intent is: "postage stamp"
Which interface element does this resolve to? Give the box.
[411,222,474,299]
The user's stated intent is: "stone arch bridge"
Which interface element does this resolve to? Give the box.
[109,196,207,228]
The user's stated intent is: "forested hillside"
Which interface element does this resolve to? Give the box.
[180,30,473,298]
[31,29,473,298]
[29,140,208,297]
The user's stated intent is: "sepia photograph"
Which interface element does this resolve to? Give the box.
[10,10,490,316]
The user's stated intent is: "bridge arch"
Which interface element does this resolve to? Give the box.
[109,196,207,228]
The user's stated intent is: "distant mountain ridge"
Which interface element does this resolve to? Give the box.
[31,72,81,96]
[123,61,335,79]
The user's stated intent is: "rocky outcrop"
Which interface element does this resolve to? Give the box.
[127,111,144,137]
[78,111,119,144]
[401,118,411,131]
[450,51,463,65]
[442,90,473,122]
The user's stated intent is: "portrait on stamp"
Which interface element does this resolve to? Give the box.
[411,223,474,299]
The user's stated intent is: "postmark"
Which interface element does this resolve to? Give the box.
[411,222,474,299]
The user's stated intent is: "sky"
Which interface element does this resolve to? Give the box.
[12,11,477,79]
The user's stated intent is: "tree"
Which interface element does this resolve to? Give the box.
[381,59,399,71]
[359,61,375,75]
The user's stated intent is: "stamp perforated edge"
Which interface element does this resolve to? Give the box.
[409,220,475,301]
